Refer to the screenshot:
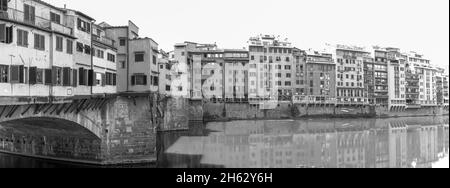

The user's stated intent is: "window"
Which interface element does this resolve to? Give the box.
[96,49,104,58]
[285,65,291,70]
[0,65,8,83]
[0,0,7,11]
[120,61,126,69]
[10,65,24,83]
[119,38,126,46]
[17,29,28,47]
[24,4,35,24]
[55,36,63,52]
[131,74,147,85]
[77,18,91,33]
[107,53,115,62]
[84,44,91,54]
[66,39,73,54]
[135,52,144,62]
[34,34,45,50]
[76,42,84,52]
[153,55,157,65]
[286,73,291,78]
[166,85,171,91]
[50,12,61,24]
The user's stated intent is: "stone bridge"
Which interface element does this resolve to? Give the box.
[0,93,200,165]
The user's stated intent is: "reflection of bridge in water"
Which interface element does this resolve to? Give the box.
[162,116,449,168]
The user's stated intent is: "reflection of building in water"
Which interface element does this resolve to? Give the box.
[336,129,368,168]
[388,121,408,168]
[164,118,448,168]
[366,128,389,168]
[419,126,438,167]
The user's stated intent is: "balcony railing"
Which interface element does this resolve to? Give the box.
[0,8,72,36]
[92,35,116,48]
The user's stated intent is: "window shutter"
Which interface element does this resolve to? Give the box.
[77,18,82,29]
[0,24,5,42]
[52,66,57,85]
[29,67,37,84]
[30,6,35,24]
[131,75,135,86]
[143,75,147,85]
[72,69,78,87]
[18,65,24,83]
[40,35,45,50]
[78,68,84,85]
[102,73,106,86]
[113,73,117,86]
[44,69,52,85]
[17,30,22,45]
[63,67,70,86]
[24,31,28,46]
[88,69,94,86]
[6,26,12,43]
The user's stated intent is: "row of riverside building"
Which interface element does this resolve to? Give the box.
[1,0,449,110]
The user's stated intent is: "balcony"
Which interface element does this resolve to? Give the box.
[92,35,116,48]
[0,8,72,36]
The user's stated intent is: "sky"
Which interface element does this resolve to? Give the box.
[45,0,449,72]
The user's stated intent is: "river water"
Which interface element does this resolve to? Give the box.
[1,116,449,168]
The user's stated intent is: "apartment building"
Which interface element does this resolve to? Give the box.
[157,50,173,96]
[387,48,407,109]
[332,45,368,105]
[91,24,117,94]
[248,35,295,101]
[303,50,336,104]
[369,47,389,106]
[0,0,81,99]
[103,21,159,93]
[223,49,249,101]
[292,48,307,96]
[407,52,437,106]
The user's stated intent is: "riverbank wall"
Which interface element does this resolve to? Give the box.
[201,101,449,122]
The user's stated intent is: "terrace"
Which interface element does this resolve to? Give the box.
[0,8,73,36]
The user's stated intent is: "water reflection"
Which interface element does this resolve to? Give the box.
[162,116,449,168]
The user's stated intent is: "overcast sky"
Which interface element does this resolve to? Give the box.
[46,0,449,72]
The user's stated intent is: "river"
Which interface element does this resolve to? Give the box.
[1,116,449,168]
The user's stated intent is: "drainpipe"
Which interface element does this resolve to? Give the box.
[126,27,130,92]
[49,32,54,103]
[90,26,94,96]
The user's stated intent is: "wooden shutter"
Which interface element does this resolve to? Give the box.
[63,67,70,86]
[131,75,135,86]
[101,73,106,86]
[143,75,147,85]
[17,29,22,45]
[24,31,28,46]
[113,73,117,86]
[88,69,94,86]
[78,68,84,85]
[19,65,24,83]
[52,66,57,85]
[29,67,37,84]
[44,69,52,85]
[30,6,35,24]
[72,69,78,87]
[0,24,5,42]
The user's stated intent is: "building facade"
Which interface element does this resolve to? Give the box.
[332,45,368,105]
[0,0,88,100]
[91,24,117,94]
[248,35,295,102]
[103,21,159,93]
